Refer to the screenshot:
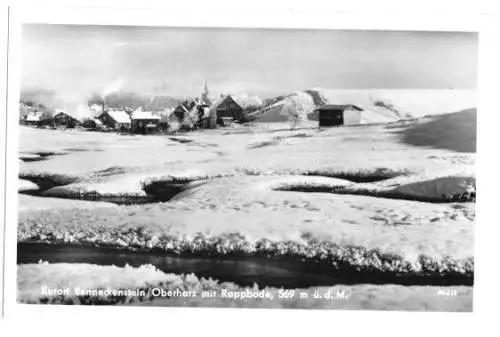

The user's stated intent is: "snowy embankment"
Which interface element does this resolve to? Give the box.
[19,179,38,192]
[18,263,472,311]
[18,194,118,212]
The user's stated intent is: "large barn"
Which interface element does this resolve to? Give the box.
[215,95,244,121]
[212,95,262,123]
[317,104,363,127]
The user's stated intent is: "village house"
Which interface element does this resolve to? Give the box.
[19,102,35,122]
[173,100,197,122]
[317,104,364,127]
[52,111,81,128]
[173,98,212,130]
[130,108,161,134]
[97,110,131,130]
[23,113,41,126]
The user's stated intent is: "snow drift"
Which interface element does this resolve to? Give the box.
[398,108,476,153]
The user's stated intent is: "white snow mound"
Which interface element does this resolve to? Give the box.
[392,176,475,200]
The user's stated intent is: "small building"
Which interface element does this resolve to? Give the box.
[52,111,80,128]
[98,110,131,130]
[317,104,363,127]
[130,109,161,134]
[24,113,41,126]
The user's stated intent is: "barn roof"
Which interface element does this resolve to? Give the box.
[104,110,131,123]
[232,95,262,109]
[131,110,161,120]
[317,104,363,111]
[214,95,263,110]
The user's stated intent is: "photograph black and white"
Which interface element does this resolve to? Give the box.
[14,23,477,311]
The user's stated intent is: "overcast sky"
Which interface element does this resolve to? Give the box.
[22,24,478,102]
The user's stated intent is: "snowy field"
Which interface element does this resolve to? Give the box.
[17,108,476,311]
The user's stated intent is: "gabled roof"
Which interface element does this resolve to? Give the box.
[131,110,161,120]
[174,103,189,113]
[104,110,131,124]
[53,111,78,119]
[215,95,263,110]
[317,104,363,111]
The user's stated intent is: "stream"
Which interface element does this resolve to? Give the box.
[17,242,472,288]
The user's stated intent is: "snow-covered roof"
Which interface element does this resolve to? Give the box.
[25,114,40,122]
[212,95,263,110]
[174,103,189,113]
[105,110,131,123]
[318,104,363,111]
[231,95,262,109]
[54,111,79,120]
[131,110,161,120]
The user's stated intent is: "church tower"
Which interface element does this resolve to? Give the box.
[201,78,211,105]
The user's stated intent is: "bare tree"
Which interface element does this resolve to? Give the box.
[288,96,307,130]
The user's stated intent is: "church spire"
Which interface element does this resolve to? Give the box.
[201,78,211,105]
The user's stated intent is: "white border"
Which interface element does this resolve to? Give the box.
[2,2,499,335]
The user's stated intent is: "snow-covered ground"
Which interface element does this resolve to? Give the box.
[17,107,476,310]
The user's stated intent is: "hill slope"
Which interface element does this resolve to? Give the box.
[253,89,476,125]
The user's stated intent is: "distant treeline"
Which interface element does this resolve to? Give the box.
[87,92,181,112]
[20,88,183,119]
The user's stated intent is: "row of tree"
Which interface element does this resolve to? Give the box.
[87,92,180,113]
[20,88,182,120]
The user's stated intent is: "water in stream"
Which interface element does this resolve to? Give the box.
[17,242,472,288]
